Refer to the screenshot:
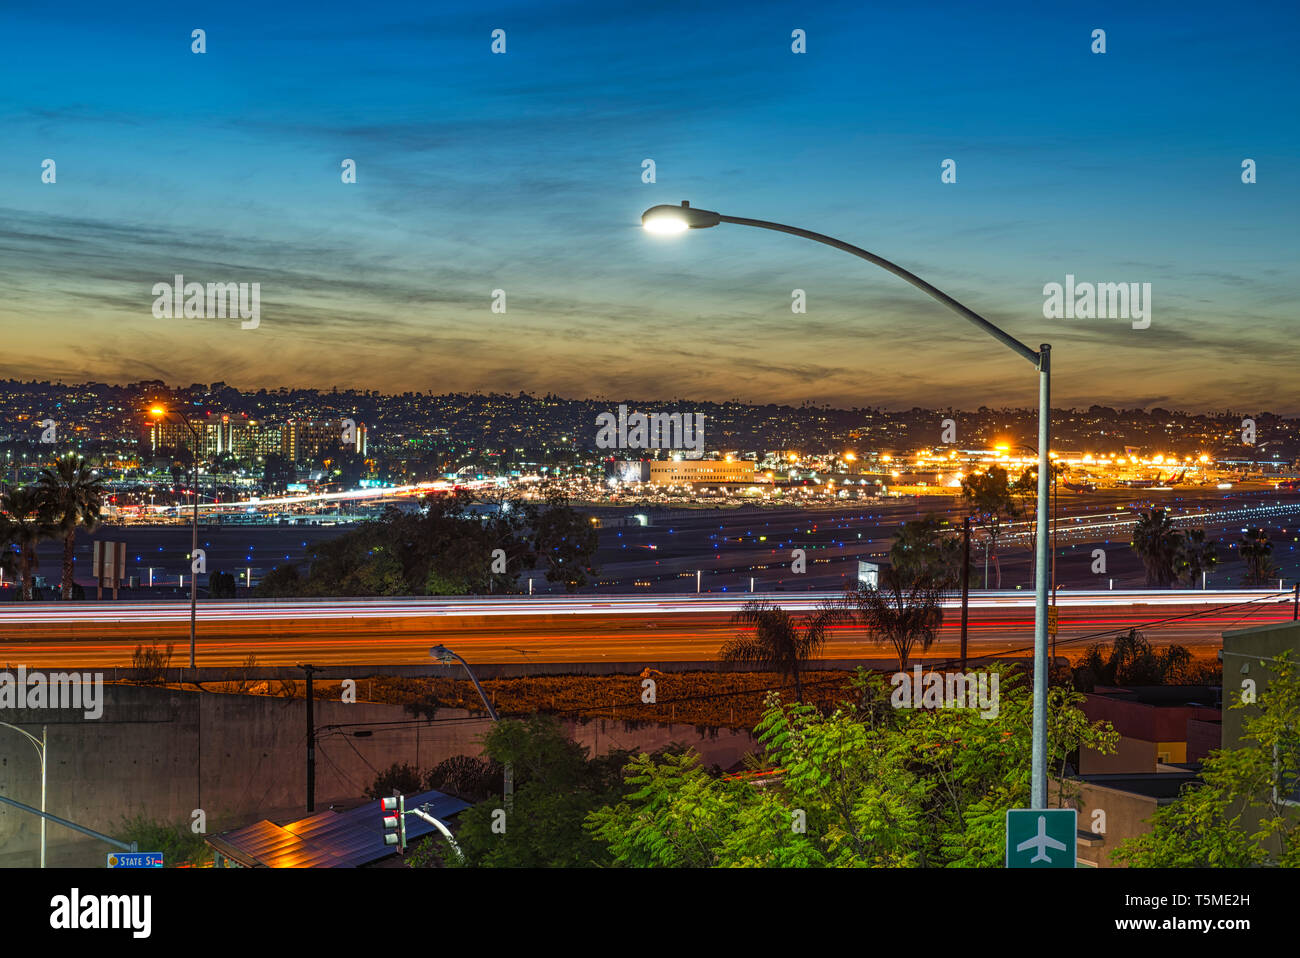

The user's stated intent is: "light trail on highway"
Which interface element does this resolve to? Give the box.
[0,589,1294,624]
[0,589,1293,669]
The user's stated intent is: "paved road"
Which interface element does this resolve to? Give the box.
[0,593,1291,668]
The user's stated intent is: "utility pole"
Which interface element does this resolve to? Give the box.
[300,664,318,812]
[960,516,971,670]
[190,442,198,666]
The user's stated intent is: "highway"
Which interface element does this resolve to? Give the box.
[0,591,1293,668]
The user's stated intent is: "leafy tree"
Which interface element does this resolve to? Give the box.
[366,762,424,799]
[261,453,296,493]
[367,756,503,808]
[889,514,967,588]
[529,491,599,592]
[842,568,946,670]
[254,562,302,597]
[424,755,502,803]
[1072,630,1193,691]
[587,670,1117,867]
[36,456,105,599]
[211,451,239,474]
[1239,527,1278,587]
[1113,651,1300,867]
[1130,508,1182,587]
[129,642,174,684]
[720,599,843,702]
[208,570,238,599]
[413,714,640,868]
[960,466,1018,587]
[117,815,212,867]
[251,493,597,598]
[321,448,369,487]
[1009,461,1067,585]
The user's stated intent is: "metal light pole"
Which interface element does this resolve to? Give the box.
[430,645,513,810]
[1020,444,1063,666]
[959,516,971,670]
[0,722,47,867]
[642,202,1053,809]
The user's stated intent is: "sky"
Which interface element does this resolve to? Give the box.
[1,0,1298,413]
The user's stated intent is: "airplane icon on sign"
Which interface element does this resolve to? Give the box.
[1015,815,1067,864]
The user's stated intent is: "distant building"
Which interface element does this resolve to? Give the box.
[147,412,283,461]
[226,417,282,460]
[282,418,367,462]
[146,418,191,456]
[648,459,763,486]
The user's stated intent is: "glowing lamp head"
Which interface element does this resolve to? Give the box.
[149,406,167,418]
[643,215,688,234]
[641,201,722,234]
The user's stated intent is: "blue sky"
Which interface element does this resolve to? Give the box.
[1,0,1297,411]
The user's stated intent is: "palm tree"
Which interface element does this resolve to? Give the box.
[1175,528,1217,587]
[0,518,18,588]
[0,486,56,600]
[37,456,106,599]
[721,599,842,702]
[1239,528,1277,587]
[842,566,947,671]
[1130,508,1182,588]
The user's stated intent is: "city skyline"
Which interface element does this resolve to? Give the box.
[2,0,1298,413]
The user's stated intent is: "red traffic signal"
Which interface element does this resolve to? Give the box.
[380,795,406,849]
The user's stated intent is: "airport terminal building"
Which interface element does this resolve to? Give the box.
[648,459,762,486]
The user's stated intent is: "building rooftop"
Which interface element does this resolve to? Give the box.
[205,788,469,868]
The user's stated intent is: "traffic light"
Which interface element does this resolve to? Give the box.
[381,794,406,850]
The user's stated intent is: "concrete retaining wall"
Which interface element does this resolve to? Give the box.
[0,683,755,867]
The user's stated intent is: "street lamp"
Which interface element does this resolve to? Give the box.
[0,722,47,867]
[641,201,1054,810]
[430,645,513,809]
[150,405,200,669]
